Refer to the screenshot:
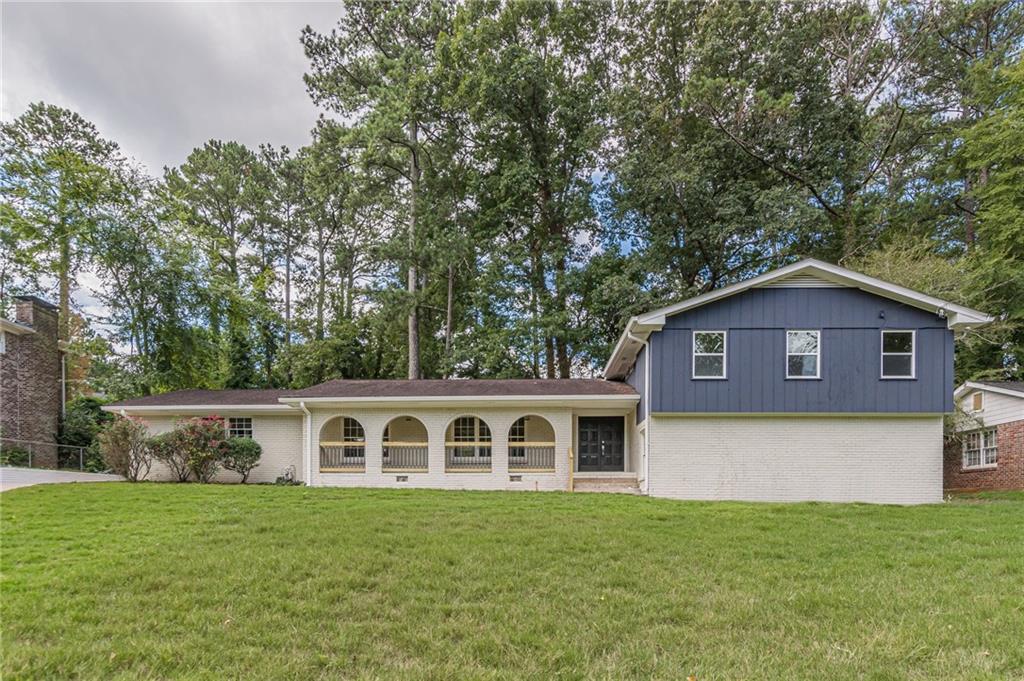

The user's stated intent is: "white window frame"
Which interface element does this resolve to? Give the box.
[962,428,998,470]
[786,330,821,379]
[227,417,253,439]
[880,329,916,379]
[692,330,727,380]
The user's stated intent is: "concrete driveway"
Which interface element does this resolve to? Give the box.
[0,467,123,492]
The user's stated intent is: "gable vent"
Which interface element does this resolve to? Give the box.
[758,272,846,288]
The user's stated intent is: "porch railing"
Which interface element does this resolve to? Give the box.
[445,442,492,472]
[320,442,365,472]
[383,442,429,471]
[508,443,556,471]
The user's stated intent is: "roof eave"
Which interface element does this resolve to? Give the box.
[278,394,640,407]
[0,319,35,335]
[101,404,298,414]
[954,381,1024,400]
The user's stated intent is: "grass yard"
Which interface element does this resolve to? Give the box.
[2,485,1023,680]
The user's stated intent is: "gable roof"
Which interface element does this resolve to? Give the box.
[955,381,1024,400]
[604,258,995,380]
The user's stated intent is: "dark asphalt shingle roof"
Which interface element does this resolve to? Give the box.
[288,379,636,399]
[107,379,636,407]
[975,380,1024,395]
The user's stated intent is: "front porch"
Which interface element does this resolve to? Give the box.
[307,406,640,491]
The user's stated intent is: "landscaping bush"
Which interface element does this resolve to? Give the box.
[58,397,114,470]
[148,430,191,482]
[222,437,262,483]
[0,445,32,467]
[175,416,229,483]
[96,417,152,481]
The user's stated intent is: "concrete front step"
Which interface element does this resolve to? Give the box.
[573,477,642,494]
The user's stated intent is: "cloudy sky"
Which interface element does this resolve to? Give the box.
[2,1,342,332]
[2,1,342,173]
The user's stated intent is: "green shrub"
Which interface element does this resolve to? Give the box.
[222,438,262,483]
[175,416,229,483]
[0,445,32,467]
[149,431,191,482]
[58,397,114,469]
[97,417,152,481]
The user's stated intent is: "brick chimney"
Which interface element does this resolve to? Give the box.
[0,296,62,468]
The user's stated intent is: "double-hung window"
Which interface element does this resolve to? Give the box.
[881,330,915,379]
[693,331,727,379]
[227,417,253,439]
[962,429,998,469]
[786,330,820,379]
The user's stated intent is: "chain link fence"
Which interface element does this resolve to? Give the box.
[0,437,97,471]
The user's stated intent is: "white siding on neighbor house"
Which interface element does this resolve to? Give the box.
[647,415,943,505]
[310,407,573,491]
[139,414,303,483]
[956,390,1024,429]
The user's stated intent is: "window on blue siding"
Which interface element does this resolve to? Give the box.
[786,330,820,378]
[693,331,726,378]
[881,330,915,378]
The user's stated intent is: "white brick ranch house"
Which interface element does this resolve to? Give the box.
[105,260,993,504]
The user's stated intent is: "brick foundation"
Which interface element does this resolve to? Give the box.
[944,419,1024,492]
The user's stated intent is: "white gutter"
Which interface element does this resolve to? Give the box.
[626,330,651,494]
[101,404,295,414]
[276,394,638,405]
[299,401,312,486]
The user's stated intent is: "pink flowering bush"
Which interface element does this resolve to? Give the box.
[175,416,230,483]
[97,416,152,481]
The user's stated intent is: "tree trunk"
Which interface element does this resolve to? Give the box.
[58,225,71,341]
[407,120,421,380]
[316,229,326,341]
[444,263,454,378]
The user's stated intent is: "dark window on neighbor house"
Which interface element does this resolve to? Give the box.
[881,331,915,378]
[228,417,253,439]
[962,429,997,469]
[693,331,726,379]
[786,330,820,379]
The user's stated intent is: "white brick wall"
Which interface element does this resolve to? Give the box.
[138,414,303,484]
[648,415,944,504]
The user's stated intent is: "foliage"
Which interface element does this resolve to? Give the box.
[0,445,31,468]
[4,2,1023,388]
[57,396,114,470]
[96,417,152,481]
[3,486,1024,678]
[221,437,262,483]
[174,416,229,483]
[148,430,191,483]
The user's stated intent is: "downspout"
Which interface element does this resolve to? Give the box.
[299,401,312,486]
[625,330,651,495]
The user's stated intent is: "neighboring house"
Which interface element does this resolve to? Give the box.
[0,296,64,468]
[104,259,993,504]
[945,381,1024,492]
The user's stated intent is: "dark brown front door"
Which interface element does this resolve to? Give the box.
[577,417,625,472]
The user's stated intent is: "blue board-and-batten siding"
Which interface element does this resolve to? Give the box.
[648,287,954,414]
[626,346,646,423]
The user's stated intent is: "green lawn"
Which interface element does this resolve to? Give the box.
[2,485,1023,680]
